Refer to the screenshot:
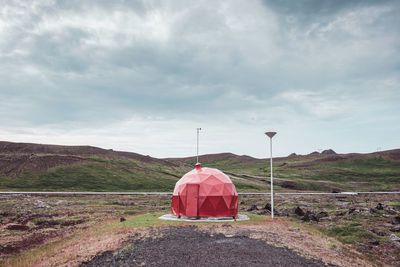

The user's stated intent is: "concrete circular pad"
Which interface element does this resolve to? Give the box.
[158,214,250,222]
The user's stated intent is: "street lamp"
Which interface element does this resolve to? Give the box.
[265,131,277,219]
[196,128,202,163]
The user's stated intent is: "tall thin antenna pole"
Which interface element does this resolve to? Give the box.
[196,128,201,163]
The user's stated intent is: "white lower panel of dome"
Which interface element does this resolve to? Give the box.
[158,214,249,222]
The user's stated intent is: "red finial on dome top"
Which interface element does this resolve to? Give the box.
[195,162,201,170]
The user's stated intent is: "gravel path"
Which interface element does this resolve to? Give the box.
[81,226,330,267]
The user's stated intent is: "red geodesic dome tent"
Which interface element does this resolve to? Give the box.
[171,163,238,217]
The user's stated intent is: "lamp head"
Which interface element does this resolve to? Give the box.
[265,132,277,138]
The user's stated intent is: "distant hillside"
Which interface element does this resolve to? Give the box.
[0,141,190,192]
[1,141,399,192]
[166,149,400,192]
[0,141,170,164]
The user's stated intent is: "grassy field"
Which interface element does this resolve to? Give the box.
[1,141,399,192]
[180,154,400,192]
[0,157,185,192]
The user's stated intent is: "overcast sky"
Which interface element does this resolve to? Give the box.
[0,0,399,158]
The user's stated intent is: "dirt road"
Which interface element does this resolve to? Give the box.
[81,226,330,267]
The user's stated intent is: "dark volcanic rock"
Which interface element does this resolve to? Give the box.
[120,217,126,222]
[349,208,360,214]
[294,207,305,216]
[302,211,318,222]
[376,203,384,210]
[316,211,329,219]
[393,216,400,224]
[247,205,259,212]
[264,203,271,211]
[335,211,346,216]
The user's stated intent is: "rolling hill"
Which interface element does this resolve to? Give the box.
[0,141,399,192]
[0,141,189,192]
[166,149,400,192]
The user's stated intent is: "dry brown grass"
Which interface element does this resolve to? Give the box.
[3,213,375,267]
[202,219,371,267]
[2,217,137,267]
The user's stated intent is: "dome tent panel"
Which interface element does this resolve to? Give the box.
[171,164,238,218]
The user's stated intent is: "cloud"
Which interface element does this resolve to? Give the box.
[0,0,399,157]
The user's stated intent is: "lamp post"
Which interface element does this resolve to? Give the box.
[265,131,277,219]
[196,128,202,163]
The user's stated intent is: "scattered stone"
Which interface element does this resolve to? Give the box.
[348,208,360,214]
[387,208,397,215]
[264,203,271,211]
[335,211,346,216]
[376,203,384,210]
[331,189,341,193]
[360,208,370,213]
[35,200,50,209]
[276,207,290,217]
[247,205,259,212]
[389,234,400,242]
[302,211,318,222]
[120,217,126,222]
[6,224,29,231]
[294,207,305,216]
[316,211,329,219]
[393,216,400,224]
[240,201,245,205]
[370,208,376,213]
[55,200,66,205]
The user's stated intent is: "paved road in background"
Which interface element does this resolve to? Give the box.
[0,191,399,195]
